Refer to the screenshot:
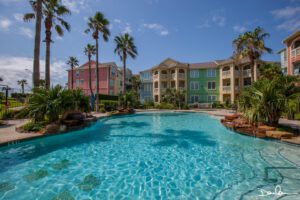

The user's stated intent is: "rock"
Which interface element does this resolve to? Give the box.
[45,123,60,134]
[59,125,67,132]
[266,131,294,139]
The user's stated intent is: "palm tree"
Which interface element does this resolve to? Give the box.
[85,12,110,112]
[67,56,79,90]
[233,27,272,83]
[114,33,138,94]
[17,79,28,94]
[24,0,71,90]
[24,0,42,88]
[84,44,96,97]
[0,77,3,82]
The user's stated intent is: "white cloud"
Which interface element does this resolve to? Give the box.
[122,23,132,34]
[271,7,300,18]
[0,18,12,31]
[0,56,68,90]
[62,0,87,14]
[114,19,121,24]
[13,13,23,22]
[212,14,226,27]
[197,10,226,29]
[271,6,300,32]
[140,23,169,36]
[19,27,33,38]
[233,25,247,33]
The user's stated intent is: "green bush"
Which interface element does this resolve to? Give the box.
[144,101,155,109]
[212,102,224,109]
[98,94,118,101]
[100,108,106,113]
[158,102,175,109]
[0,109,19,120]
[23,121,46,132]
[101,100,118,107]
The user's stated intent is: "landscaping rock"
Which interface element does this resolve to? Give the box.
[266,131,294,139]
[46,123,60,134]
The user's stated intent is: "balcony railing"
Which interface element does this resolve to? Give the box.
[222,70,230,78]
[154,88,159,93]
[161,74,168,79]
[178,73,185,79]
[161,88,167,93]
[153,74,158,80]
[223,86,231,92]
[292,47,300,57]
[243,69,251,77]
[171,74,176,79]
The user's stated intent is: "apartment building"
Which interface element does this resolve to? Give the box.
[278,30,300,75]
[67,61,132,96]
[139,69,153,103]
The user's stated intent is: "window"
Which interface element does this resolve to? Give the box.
[190,70,199,78]
[190,95,199,103]
[244,78,251,86]
[190,81,199,90]
[110,80,114,87]
[76,70,80,77]
[208,95,217,102]
[144,96,152,102]
[76,80,80,87]
[80,79,84,85]
[207,69,216,77]
[208,81,216,90]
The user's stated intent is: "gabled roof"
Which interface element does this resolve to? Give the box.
[189,62,218,69]
[283,30,300,43]
[151,58,189,70]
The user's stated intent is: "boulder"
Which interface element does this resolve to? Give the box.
[45,123,60,134]
[266,131,294,139]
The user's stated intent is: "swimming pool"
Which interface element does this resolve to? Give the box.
[0,112,300,199]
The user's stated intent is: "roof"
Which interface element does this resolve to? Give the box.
[68,61,117,70]
[277,48,287,54]
[189,61,218,69]
[283,30,300,43]
[151,58,189,70]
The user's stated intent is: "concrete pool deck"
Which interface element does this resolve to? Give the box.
[1,110,300,146]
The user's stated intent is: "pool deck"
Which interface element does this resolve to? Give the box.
[1,110,300,146]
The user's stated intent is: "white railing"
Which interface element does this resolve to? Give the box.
[178,73,185,79]
[171,74,176,79]
[161,74,168,79]
[243,69,251,77]
[154,88,159,93]
[161,88,167,93]
[292,47,300,57]
[153,74,158,80]
[222,70,230,77]
[234,70,240,77]
[223,86,231,92]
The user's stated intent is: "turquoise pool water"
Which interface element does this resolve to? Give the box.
[0,112,300,200]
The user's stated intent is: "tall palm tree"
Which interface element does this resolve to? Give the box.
[17,80,28,94]
[0,77,3,82]
[24,0,42,88]
[84,44,96,97]
[233,27,272,83]
[85,12,110,112]
[24,0,71,90]
[66,56,79,90]
[114,33,138,94]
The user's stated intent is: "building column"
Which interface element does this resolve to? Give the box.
[253,61,257,82]
[158,70,161,103]
[175,68,179,90]
[219,67,223,103]
[230,64,235,103]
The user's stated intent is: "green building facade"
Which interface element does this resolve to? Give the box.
[187,63,220,104]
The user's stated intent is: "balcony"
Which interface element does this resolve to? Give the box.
[171,73,176,80]
[222,70,230,78]
[161,74,168,80]
[154,88,159,94]
[243,69,251,77]
[291,47,300,63]
[161,88,167,93]
[222,86,231,94]
[153,74,158,80]
[178,73,185,79]
[235,86,239,91]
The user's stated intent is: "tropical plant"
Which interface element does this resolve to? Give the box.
[85,11,110,112]
[161,89,186,109]
[259,63,282,80]
[84,44,96,96]
[17,79,28,94]
[70,89,90,112]
[66,56,79,90]
[114,33,138,94]
[233,27,272,82]
[0,77,3,82]
[238,76,300,126]
[39,79,45,87]
[24,0,71,90]
[131,75,141,98]
[24,0,42,88]
[119,91,139,109]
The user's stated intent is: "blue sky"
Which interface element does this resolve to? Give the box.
[0,0,300,89]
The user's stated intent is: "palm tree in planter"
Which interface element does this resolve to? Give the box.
[85,11,110,112]
[24,0,42,88]
[67,56,79,90]
[24,0,71,90]
[114,33,138,94]
[17,79,28,94]
[233,27,272,83]
[84,44,96,110]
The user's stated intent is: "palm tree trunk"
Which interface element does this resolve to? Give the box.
[88,55,93,96]
[71,66,74,90]
[33,0,42,88]
[95,38,99,112]
[122,53,126,94]
[44,17,52,90]
[22,85,24,94]
[250,59,255,84]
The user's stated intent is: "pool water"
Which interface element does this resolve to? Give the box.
[0,112,300,200]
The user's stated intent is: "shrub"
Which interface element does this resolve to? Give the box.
[0,109,19,120]
[100,108,106,113]
[144,101,155,109]
[158,102,175,109]
[212,102,224,109]
[98,94,118,101]
[23,121,46,132]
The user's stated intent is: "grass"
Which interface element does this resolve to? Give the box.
[0,98,25,119]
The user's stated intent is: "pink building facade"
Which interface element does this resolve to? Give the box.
[279,30,300,75]
[68,61,121,96]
